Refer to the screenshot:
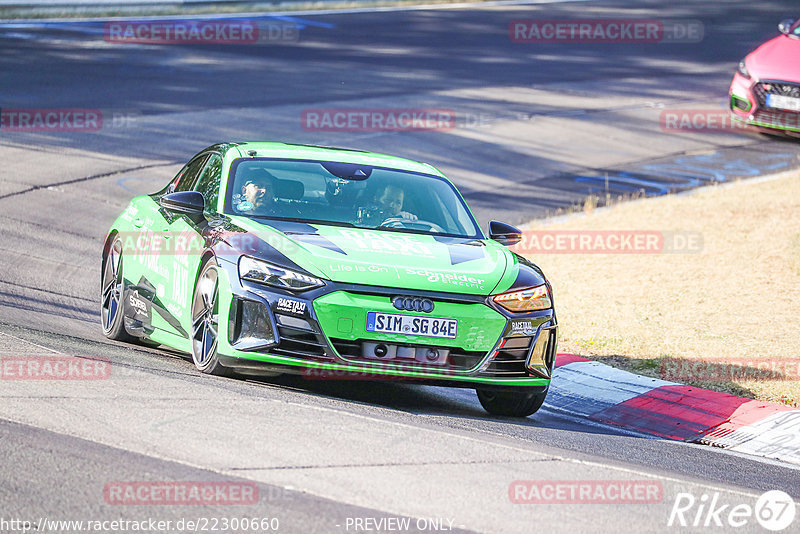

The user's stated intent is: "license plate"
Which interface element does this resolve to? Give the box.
[366,311,457,339]
[766,93,800,112]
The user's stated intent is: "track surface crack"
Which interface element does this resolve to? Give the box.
[0,161,180,201]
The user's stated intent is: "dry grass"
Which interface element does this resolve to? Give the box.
[518,172,800,407]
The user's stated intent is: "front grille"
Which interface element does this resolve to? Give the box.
[270,313,330,359]
[480,336,532,377]
[330,338,484,371]
[754,81,800,107]
[753,83,767,106]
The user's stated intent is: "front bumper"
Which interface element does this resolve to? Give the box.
[729,72,800,133]
[215,258,557,388]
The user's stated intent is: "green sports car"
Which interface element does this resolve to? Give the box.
[101,142,558,416]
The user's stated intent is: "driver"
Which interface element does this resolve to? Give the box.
[233,173,276,215]
[376,184,417,220]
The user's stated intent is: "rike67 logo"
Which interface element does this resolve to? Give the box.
[668,490,796,531]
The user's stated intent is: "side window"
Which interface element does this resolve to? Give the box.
[173,155,209,193]
[194,154,223,214]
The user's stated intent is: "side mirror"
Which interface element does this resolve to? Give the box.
[489,220,522,246]
[159,191,205,222]
[779,19,795,35]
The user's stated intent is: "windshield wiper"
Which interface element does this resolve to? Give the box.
[371,225,461,238]
[248,215,356,228]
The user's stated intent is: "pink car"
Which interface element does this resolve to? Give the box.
[730,18,800,135]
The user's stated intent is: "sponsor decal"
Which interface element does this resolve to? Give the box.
[276,297,306,316]
[169,261,190,309]
[328,263,392,274]
[128,290,148,317]
[405,268,485,291]
[391,296,434,313]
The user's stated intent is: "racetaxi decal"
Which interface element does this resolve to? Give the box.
[508,319,537,337]
[334,229,435,258]
[276,297,307,316]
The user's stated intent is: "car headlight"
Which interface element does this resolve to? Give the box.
[239,256,324,291]
[738,58,751,79]
[492,284,551,313]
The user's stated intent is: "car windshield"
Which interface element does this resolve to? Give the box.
[224,158,483,238]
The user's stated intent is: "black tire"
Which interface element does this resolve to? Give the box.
[190,258,233,377]
[476,387,548,417]
[101,237,135,342]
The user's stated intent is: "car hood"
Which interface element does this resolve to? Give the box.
[748,35,800,82]
[227,216,514,295]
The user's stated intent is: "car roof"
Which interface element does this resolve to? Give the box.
[225,142,445,178]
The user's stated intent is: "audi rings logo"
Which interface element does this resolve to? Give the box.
[392,296,434,313]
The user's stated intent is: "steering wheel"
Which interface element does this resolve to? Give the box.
[379,217,445,233]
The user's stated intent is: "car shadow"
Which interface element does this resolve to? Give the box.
[244,372,640,437]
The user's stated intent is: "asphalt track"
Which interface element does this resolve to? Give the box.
[1,0,800,532]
